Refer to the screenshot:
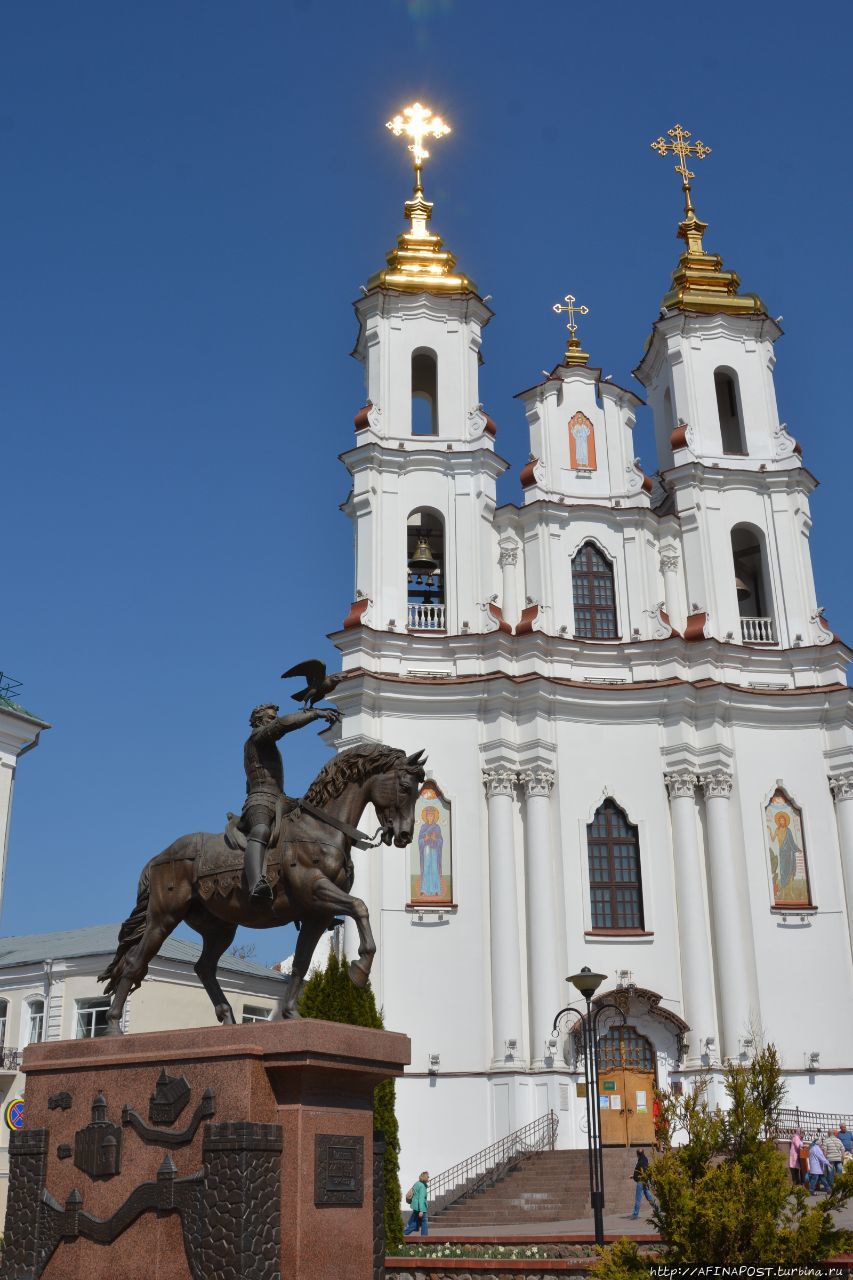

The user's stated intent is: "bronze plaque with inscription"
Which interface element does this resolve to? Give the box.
[314,1133,364,1207]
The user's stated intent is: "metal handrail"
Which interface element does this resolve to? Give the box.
[429,1110,558,1215]
[777,1107,853,1141]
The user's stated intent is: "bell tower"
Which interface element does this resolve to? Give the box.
[342,104,506,640]
[634,124,827,650]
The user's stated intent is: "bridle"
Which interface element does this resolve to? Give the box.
[293,764,418,851]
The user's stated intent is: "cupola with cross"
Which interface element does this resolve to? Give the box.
[514,293,648,507]
[634,123,826,651]
[341,104,507,639]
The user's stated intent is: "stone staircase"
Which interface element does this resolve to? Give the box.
[431,1147,640,1227]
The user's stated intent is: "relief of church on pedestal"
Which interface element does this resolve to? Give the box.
[409,781,453,905]
[765,786,812,908]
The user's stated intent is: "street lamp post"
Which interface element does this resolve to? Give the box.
[551,967,625,1247]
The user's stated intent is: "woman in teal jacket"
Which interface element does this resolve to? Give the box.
[403,1171,430,1237]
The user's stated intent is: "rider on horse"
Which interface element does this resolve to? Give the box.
[243,702,339,900]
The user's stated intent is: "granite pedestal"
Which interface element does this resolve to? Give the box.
[1,1019,410,1280]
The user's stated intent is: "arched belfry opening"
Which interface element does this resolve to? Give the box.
[731,524,774,643]
[407,509,446,631]
[411,349,438,436]
[714,367,746,455]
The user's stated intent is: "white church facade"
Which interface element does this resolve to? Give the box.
[328,111,853,1175]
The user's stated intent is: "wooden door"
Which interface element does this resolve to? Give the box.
[597,1025,656,1146]
[624,1070,656,1144]
[597,1069,627,1144]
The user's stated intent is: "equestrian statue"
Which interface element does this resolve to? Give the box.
[99,662,426,1034]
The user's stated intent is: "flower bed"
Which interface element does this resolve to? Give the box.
[386,1241,659,1277]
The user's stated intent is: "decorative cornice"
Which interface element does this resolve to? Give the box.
[663,769,698,800]
[482,767,516,799]
[518,768,555,798]
[700,770,734,799]
[829,773,853,803]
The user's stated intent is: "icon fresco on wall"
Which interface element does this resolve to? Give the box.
[409,781,453,904]
[568,411,597,471]
[765,787,812,907]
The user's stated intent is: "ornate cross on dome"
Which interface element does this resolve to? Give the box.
[552,293,589,338]
[650,123,711,215]
[386,102,451,193]
[552,293,590,367]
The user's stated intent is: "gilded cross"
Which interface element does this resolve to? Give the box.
[386,102,451,191]
[552,293,589,338]
[650,123,711,212]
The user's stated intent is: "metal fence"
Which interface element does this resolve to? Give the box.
[777,1107,853,1141]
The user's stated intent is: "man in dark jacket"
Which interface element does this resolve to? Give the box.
[630,1149,657,1219]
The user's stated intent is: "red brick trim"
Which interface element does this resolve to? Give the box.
[670,423,689,450]
[659,607,681,639]
[483,414,498,438]
[683,610,708,642]
[585,929,654,937]
[641,472,653,493]
[342,599,369,629]
[354,403,371,432]
[489,602,513,634]
[515,605,539,635]
[520,458,539,489]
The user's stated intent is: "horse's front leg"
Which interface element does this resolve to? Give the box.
[308,874,376,989]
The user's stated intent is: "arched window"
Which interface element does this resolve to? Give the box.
[26,998,44,1045]
[407,509,445,631]
[731,524,774,643]
[572,543,618,639]
[411,349,438,436]
[587,799,644,931]
[714,368,746,455]
[597,1024,655,1073]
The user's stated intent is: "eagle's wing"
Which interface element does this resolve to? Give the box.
[281,659,326,687]
[290,686,313,703]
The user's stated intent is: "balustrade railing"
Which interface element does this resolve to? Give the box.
[429,1110,558,1216]
[777,1107,853,1141]
[407,602,446,631]
[740,615,775,643]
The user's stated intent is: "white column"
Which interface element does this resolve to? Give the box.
[664,771,718,1061]
[519,767,560,1069]
[499,547,519,630]
[830,773,853,958]
[484,767,525,1068]
[700,770,760,1060]
[659,551,682,632]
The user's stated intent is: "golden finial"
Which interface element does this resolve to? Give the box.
[386,102,451,196]
[370,101,475,295]
[648,123,765,318]
[650,123,711,218]
[553,292,590,366]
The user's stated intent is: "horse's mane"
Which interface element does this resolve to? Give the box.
[304,743,408,808]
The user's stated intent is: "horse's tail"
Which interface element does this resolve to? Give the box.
[98,864,152,995]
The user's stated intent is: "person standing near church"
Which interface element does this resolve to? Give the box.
[403,1172,430,1237]
[630,1149,658,1219]
[788,1128,803,1185]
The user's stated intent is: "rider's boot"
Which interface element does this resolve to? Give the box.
[245,837,273,902]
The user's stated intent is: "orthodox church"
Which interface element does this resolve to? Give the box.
[328,108,853,1174]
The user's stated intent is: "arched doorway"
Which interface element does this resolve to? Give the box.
[597,1024,656,1146]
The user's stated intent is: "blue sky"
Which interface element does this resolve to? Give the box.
[2,1,850,969]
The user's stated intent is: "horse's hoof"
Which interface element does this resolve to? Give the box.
[282,1008,303,1021]
[348,959,371,989]
[216,1008,236,1026]
[103,1022,123,1037]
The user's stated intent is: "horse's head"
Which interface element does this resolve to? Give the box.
[370,750,427,847]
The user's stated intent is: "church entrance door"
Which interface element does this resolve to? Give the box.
[596,1025,656,1146]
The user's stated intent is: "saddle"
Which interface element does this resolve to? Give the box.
[195,797,292,900]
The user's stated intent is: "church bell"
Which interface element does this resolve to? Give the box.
[408,534,438,581]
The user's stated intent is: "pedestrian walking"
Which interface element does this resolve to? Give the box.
[824,1131,845,1175]
[630,1149,658,1219]
[788,1128,803,1186]
[403,1171,430,1237]
[807,1138,834,1194]
[839,1123,853,1156]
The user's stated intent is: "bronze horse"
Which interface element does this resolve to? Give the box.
[99,743,426,1033]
